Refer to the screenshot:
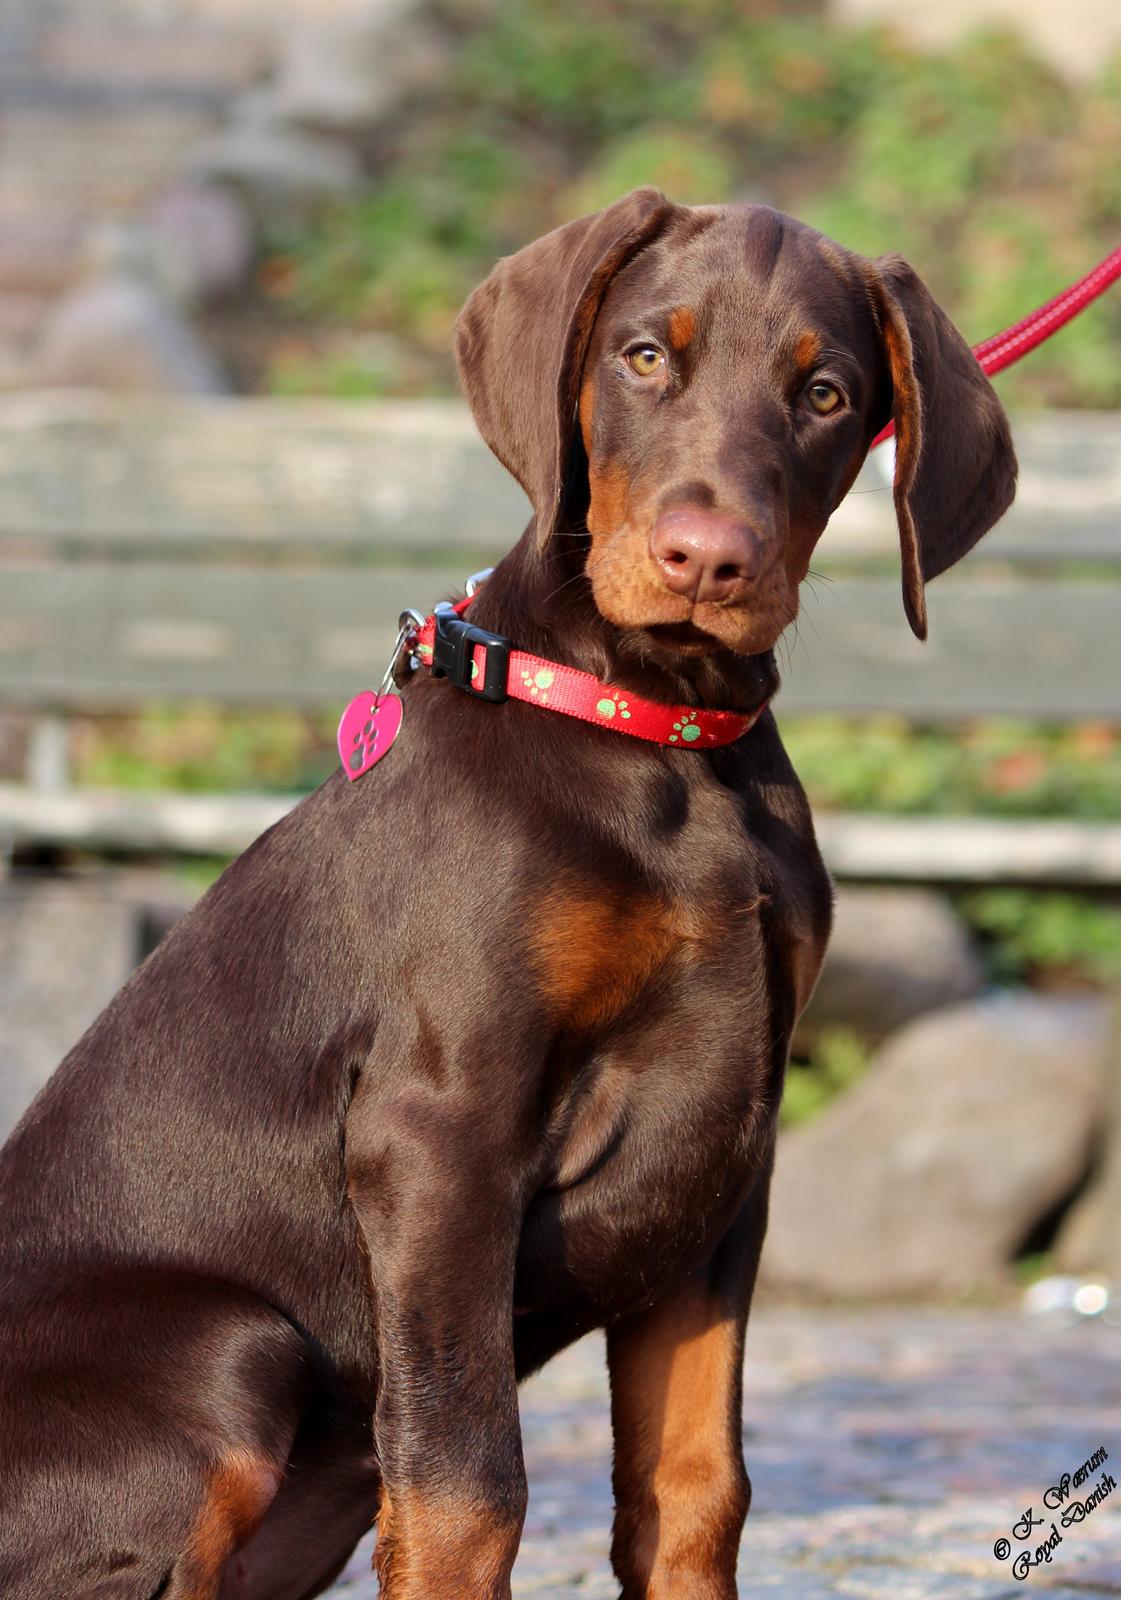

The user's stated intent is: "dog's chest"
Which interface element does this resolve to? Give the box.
[517,977,770,1329]
[512,770,829,1325]
[517,913,789,1319]
[525,772,822,1046]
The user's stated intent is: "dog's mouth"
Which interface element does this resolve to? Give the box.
[641,620,724,655]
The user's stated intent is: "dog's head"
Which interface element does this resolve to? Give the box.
[455,189,1016,654]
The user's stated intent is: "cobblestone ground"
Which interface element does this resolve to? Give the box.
[324,1307,1120,1598]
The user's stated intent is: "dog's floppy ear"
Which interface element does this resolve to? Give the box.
[455,187,675,549]
[868,256,1017,640]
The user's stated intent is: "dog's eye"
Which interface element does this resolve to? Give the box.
[626,346,665,377]
[806,382,842,415]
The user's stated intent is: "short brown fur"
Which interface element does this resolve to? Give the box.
[375,1489,523,1600]
[0,190,1014,1600]
[610,1287,749,1598]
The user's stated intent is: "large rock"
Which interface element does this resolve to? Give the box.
[797,886,983,1048]
[0,873,198,1146]
[32,224,231,394]
[0,878,137,1145]
[147,181,256,302]
[34,278,231,393]
[763,993,1109,1299]
[1053,992,1121,1280]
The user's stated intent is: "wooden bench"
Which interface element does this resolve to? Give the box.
[1,392,1119,883]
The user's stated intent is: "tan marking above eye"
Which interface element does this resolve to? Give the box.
[794,330,823,368]
[668,307,696,350]
[806,381,842,415]
[627,346,666,377]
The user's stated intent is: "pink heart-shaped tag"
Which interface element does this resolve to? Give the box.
[337,692,404,781]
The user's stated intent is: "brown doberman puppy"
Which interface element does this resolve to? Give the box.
[0,189,1015,1600]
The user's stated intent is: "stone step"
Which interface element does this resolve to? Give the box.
[0,202,90,294]
[0,25,270,108]
[0,107,218,210]
[39,23,271,94]
[0,293,51,342]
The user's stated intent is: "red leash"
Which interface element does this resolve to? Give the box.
[871,244,1121,449]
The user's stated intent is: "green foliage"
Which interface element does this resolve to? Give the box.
[270,155,525,356]
[693,18,888,157]
[451,3,693,143]
[269,349,403,399]
[781,715,1121,821]
[961,888,1121,985]
[1013,1250,1054,1286]
[569,127,735,214]
[74,706,337,796]
[803,29,1118,407]
[171,855,235,897]
[81,708,1121,821]
[782,1025,870,1127]
[263,9,1121,403]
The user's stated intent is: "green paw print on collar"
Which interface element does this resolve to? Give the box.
[670,711,702,743]
[521,667,555,700]
[596,691,631,721]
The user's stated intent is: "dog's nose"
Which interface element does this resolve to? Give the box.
[649,508,762,603]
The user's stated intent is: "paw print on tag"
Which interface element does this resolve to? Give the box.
[337,691,404,781]
[595,691,631,721]
[670,711,701,743]
[520,667,555,700]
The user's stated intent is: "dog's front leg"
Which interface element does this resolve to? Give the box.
[607,1183,772,1600]
[346,1074,529,1600]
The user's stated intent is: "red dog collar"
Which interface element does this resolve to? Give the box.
[339,583,767,781]
[409,593,766,749]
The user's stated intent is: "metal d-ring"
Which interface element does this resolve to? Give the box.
[464,567,494,597]
[383,609,426,689]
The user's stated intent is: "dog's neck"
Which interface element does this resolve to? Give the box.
[464,524,779,717]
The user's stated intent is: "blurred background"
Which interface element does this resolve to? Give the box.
[1,0,1120,1311]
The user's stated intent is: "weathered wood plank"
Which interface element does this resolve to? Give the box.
[0,395,1116,565]
[778,577,1121,719]
[0,563,459,706]
[3,784,1120,884]
[0,395,529,558]
[822,411,1121,566]
[0,784,293,857]
[1,566,1117,718]
[813,813,1121,885]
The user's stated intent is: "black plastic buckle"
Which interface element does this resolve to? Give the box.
[431,608,510,703]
